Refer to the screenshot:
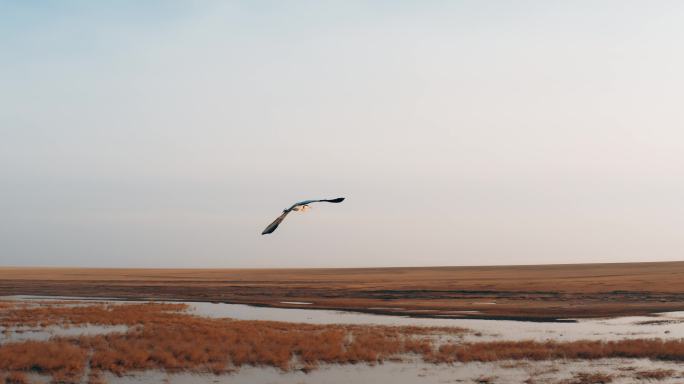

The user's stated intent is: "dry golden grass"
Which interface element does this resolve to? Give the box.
[80,320,463,375]
[564,372,613,384]
[427,339,684,363]
[3,263,684,294]
[0,340,86,382]
[0,301,465,382]
[0,302,187,328]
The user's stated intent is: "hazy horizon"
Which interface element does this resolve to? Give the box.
[3,259,684,270]
[2,1,683,268]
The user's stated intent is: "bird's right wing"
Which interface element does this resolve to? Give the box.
[319,197,345,203]
[261,211,290,235]
[289,197,345,210]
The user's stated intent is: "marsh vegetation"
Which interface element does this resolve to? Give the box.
[2,299,684,383]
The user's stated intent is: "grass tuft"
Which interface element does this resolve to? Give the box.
[634,369,676,380]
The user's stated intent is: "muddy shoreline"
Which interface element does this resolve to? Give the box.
[2,280,684,322]
[3,262,684,322]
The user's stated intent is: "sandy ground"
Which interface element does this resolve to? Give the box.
[2,262,684,320]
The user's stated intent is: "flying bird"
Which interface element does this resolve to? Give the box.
[261,197,345,235]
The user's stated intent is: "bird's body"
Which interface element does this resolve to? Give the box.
[291,205,310,212]
[261,197,345,235]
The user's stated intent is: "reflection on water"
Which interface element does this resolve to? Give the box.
[0,324,128,344]
[0,296,130,344]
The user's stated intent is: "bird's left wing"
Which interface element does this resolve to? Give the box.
[318,197,345,203]
[261,211,290,235]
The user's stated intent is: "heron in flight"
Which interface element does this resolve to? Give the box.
[261,197,345,235]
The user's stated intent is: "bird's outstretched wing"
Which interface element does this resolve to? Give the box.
[261,211,290,235]
[320,197,345,203]
[288,197,345,210]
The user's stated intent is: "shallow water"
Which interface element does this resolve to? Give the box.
[18,359,684,384]
[101,359,684,384]
[0,324,128,344]
[187,301,684,342]
[0,296,129,344]
[4,295,684,342]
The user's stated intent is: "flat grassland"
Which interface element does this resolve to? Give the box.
[2,261,684,321]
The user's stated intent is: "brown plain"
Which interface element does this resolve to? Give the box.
[2,261,684,320]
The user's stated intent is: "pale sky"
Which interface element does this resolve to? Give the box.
[1,1,683,267]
